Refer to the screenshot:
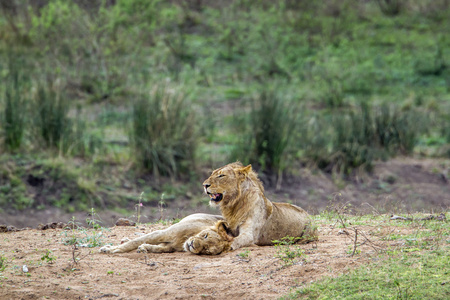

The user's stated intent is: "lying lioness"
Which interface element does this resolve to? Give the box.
[185,220,236,254]
[201,162,318,251]
[99,213,234,255]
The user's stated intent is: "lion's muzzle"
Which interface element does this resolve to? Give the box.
[204,184,223,202]
[209,193,223,202]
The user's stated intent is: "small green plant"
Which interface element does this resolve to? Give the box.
[158,193,166,221]
[0,256,7,272]
[346,244,361,256]
[62,217,81,246]
[41,250,56,264]
[135,192,145,224]
[86,208,102,230]
[238,249,250,259]
[273,236,306,267]
[61,215,108,269]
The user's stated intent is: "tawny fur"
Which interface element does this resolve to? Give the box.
[203,162,318,251]
[99,214,227,254]
[184,220,235,255]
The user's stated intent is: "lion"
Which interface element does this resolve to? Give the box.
[184,220,236,254]
[199,162,318,252]
[99,213,234,255]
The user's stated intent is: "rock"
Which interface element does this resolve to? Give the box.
[0,225,8,232]
[0,225,18,232]
[390,215,412,221]
[419,213,447,221]
[37,222,67,230]
[115,218,136,227]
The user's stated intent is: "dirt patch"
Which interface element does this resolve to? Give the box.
[269,157,450,215]
[0,218,408,300]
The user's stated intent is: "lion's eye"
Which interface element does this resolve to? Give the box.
[204,233,208,239]
[218,174,225,178]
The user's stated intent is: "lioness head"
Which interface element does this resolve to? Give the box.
[184,221,237,255]
[203,162,256,206]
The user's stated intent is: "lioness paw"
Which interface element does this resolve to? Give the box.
[137,244,148,253]
[99,245,113,253]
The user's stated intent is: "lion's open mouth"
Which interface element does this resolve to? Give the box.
[209,193,223,202]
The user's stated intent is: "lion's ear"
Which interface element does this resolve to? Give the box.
[238,164,252,176]
[216,221,236,242]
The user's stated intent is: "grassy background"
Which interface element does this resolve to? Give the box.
[0,0,449,212]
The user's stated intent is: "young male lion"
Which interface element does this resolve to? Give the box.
[99,213,232,255]
[201,162,318,251]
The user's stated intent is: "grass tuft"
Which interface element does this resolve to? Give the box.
[130,85,198,179]
[232,86,299,187]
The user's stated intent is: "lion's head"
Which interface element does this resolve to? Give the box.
[202,162,264,206]
[184,221,236,255]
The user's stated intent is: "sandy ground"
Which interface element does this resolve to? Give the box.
[0,218,403,300]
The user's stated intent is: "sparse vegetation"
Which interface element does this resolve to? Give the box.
[40,250,56,264]
[134,192,145,224]
[273,236,307,267]
[0,256,7,272]
[238,249,250,259]
[284,210,450,300]
[60,215,108,269]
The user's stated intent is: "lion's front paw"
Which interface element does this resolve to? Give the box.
[137,244,149,253]
[99,245,113,254]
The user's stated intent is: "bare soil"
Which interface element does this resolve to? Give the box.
[0,219,407,300]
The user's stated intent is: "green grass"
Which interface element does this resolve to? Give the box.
[0,255,6,272]
[231,86,299,181]
[283,213,450,300]
[286,250,449,299]
[0,0,449,212]
[273,236,307,267]
[130,85,198,179]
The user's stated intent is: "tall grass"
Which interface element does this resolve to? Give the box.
[1,66,28,152]
[0,0,448,178]
[374,103,422,154]
[34,82,71,150]
[0,76,98,157]
[299,103,429,175]
[130,85,198,179]
[232,87,299,187]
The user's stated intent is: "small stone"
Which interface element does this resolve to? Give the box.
[115,218,136,227]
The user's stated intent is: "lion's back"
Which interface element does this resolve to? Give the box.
[256,202,317,245]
